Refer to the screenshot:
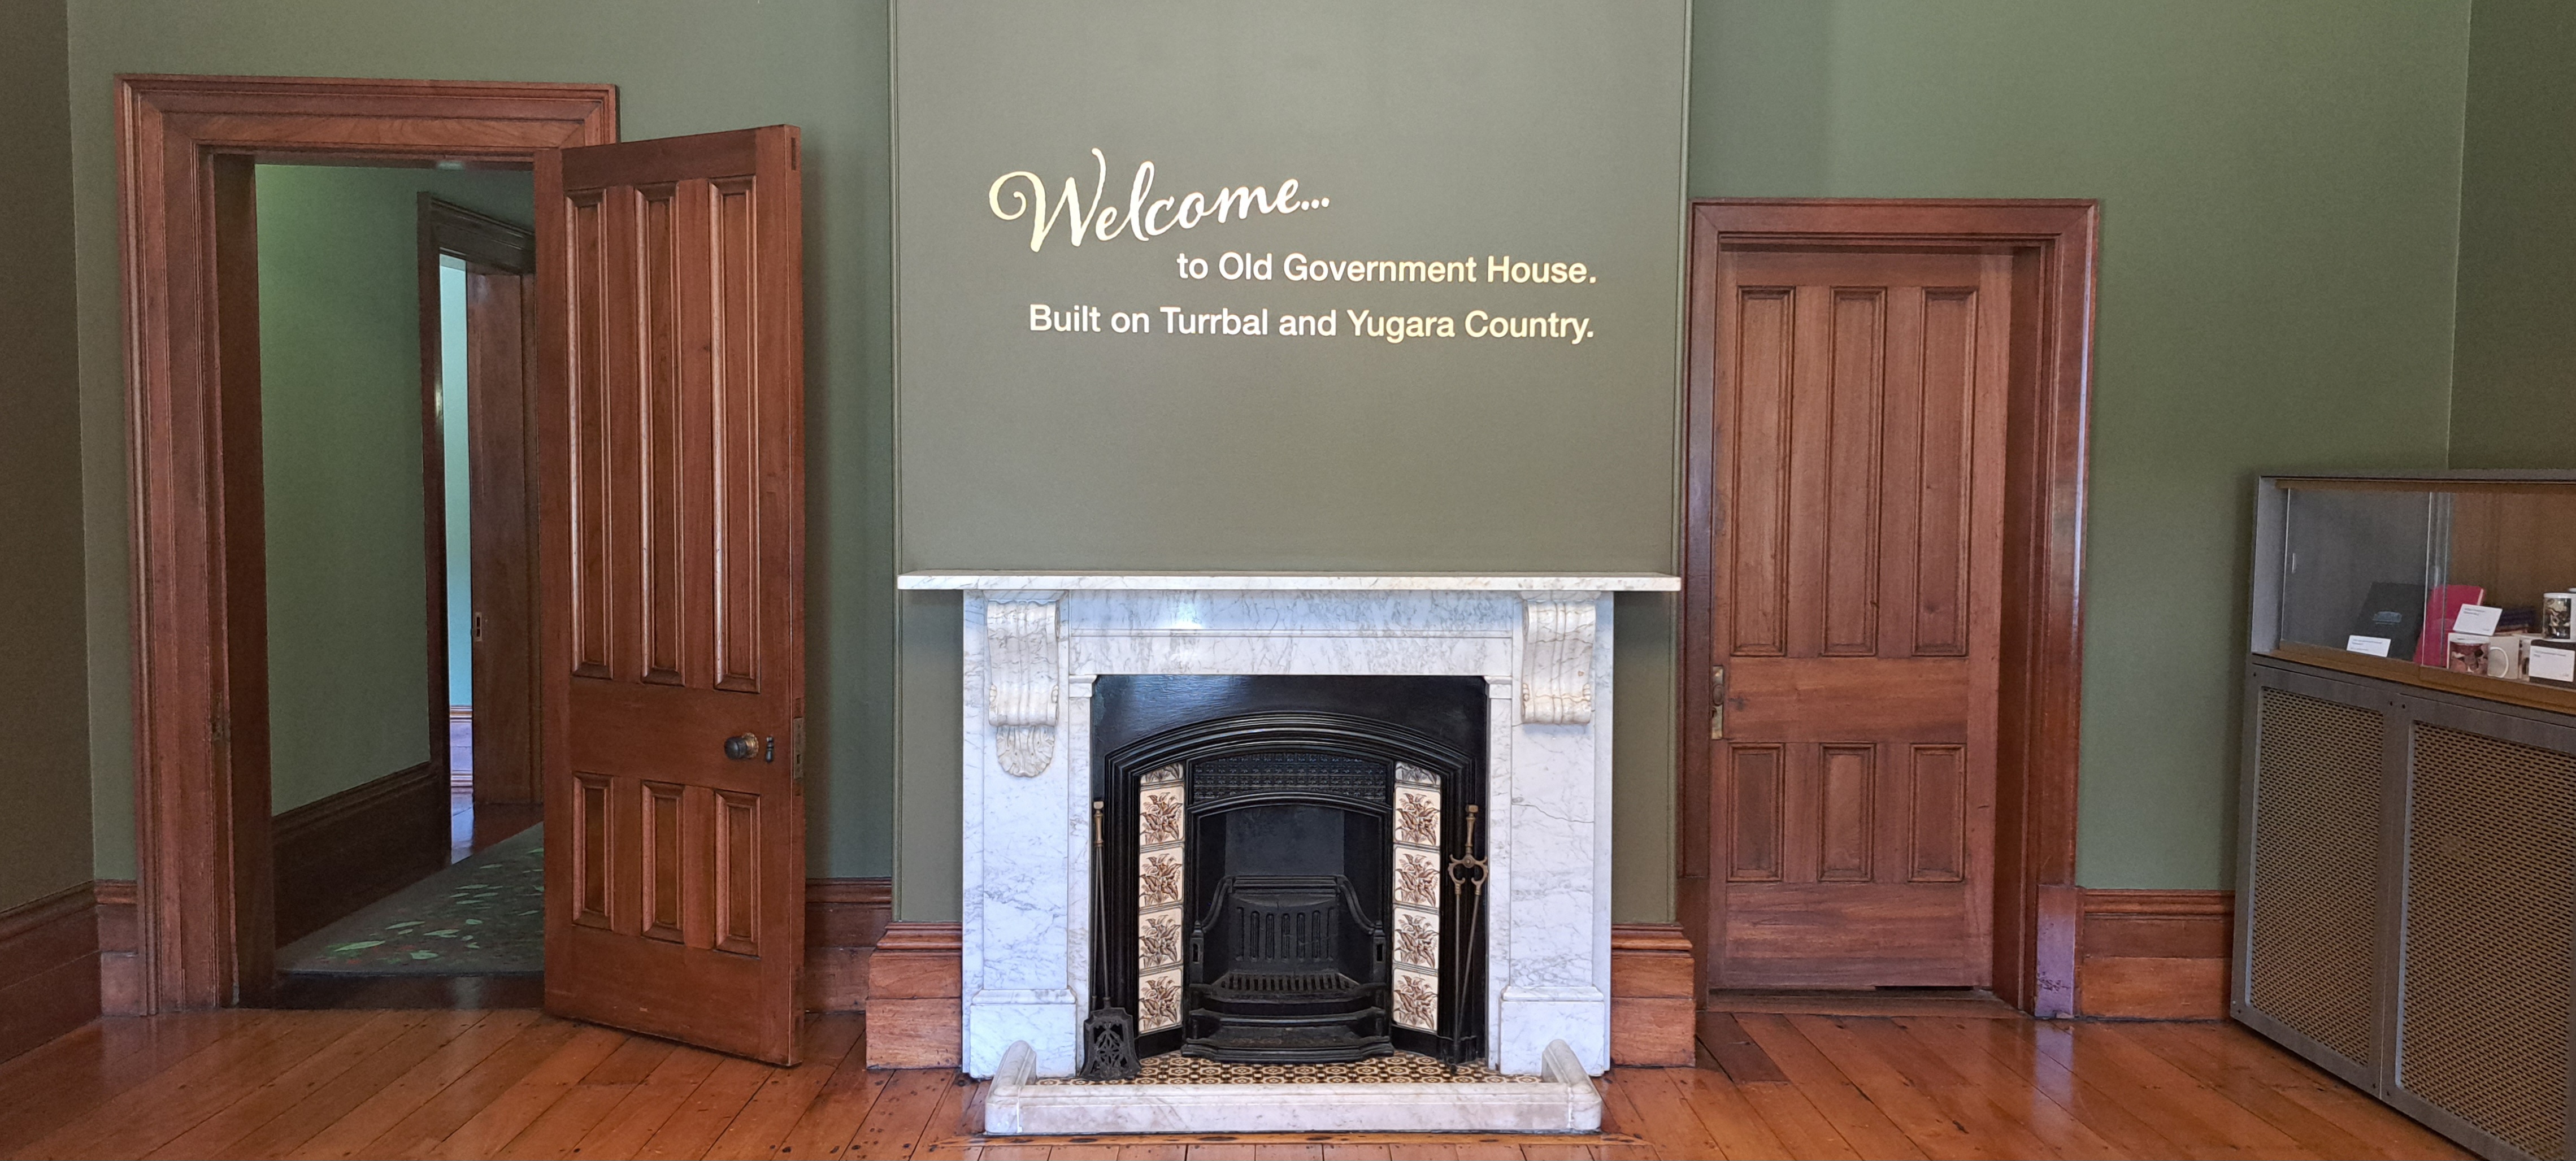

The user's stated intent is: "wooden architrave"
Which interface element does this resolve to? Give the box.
[116,75,615,1011]
[1676,199,2099,1017]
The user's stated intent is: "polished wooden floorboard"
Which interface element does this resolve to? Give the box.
[0,1010,2469,1159]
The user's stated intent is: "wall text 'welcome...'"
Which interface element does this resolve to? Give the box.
[990,150,1327,253]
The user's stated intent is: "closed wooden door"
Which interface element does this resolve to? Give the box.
[535,126,807,1064]
[1708,247,2009,988]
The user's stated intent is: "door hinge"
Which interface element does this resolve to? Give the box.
[472,611,486,643]
[790,716,805,785]
[1709,664,1727,740]
[210,711,231,746]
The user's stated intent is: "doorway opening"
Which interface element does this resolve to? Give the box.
[114,76,615,1016]
[247,168,544,1008]
[1678,199,2098,1021]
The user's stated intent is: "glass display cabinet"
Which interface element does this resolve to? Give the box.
[2240,471,2576,1161]
[2256,472,2576,708]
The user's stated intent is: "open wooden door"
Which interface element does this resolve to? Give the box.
[534,125,807,1063]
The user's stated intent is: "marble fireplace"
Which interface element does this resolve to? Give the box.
[896,572,1680,1133]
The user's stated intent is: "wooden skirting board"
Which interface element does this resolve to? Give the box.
[804,877,893,1013]
[0,883,104,1063]
[95,881,140,1017]
[1610,923,1695,1066]
[271,762,450,947]
[855,921,1700,1070]
[863,921,965,1068]
[27,878,2214,1064]
[2075,888,2232,1019]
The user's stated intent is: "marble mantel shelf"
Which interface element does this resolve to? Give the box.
[897,571,1679,592]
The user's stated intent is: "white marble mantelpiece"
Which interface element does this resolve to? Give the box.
[903,571,1675,1102]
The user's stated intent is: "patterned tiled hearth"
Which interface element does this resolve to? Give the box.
[896,572,1680,1133]
[1030,1051,1537,1086]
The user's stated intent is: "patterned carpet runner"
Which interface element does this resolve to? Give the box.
[277,824,543,976]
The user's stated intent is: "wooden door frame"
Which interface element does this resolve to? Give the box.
[1678,198,2099,1017]
[116,74,614,1011]
[416,195,541,809]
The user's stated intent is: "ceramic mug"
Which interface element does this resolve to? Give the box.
[2546,592,2576,642]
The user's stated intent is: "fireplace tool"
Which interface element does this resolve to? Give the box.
[1079,798,1141,1080]
[1444,803,1486,1072]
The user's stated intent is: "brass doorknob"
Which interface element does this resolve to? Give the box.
[723,733,761,760]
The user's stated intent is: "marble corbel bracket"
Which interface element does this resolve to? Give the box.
[985,594,1062,776]
[1519,592,1600,725]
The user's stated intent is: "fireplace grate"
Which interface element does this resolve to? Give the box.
[1192,753,1388,807]
[1210,970,1363,995]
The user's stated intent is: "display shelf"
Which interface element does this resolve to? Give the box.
[2267,641,2576,718]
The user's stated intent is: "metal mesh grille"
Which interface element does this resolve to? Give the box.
[2403,723,2575,1161]
[2248,689,2383,1068]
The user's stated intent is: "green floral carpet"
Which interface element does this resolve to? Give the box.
[278,824,544,976]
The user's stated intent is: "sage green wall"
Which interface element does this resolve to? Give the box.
[0,0,94,914]
[1693,0,2471,889]
[54,2,2483,907]
[254,164,528,814]
[2449,0,2576,470]
[67,0,899,878]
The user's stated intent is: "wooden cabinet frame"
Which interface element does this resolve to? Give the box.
[114,75,615,1011]
[1678,199,2098,1016]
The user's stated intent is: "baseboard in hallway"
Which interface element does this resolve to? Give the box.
[272,762,450,948]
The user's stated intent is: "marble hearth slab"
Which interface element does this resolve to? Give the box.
[982,1041,1604,1134]
[897,572,1680,591]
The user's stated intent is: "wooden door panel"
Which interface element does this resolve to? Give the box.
[1710,246,2009,989]
[1818,744,1874,882]
[642,780,685,941]
[1905,744,1968,882]
[1909,288,1979,656]
[1725,745,1785,882]
[1812,288,1883,659]
[1721,656,1970,740]
[1724,288,1793,657]
[1718,881,1979,987]
[539,125,805,1065]
[565,188,615,681]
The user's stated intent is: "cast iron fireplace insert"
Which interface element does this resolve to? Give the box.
[1092,676,1488,1066]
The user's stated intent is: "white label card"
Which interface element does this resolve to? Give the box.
[2347,634,2392,656]
[2454,603,2504,637]
[2535,645,2576,683]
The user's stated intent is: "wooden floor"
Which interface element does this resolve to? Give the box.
[0,1008,2469,1160]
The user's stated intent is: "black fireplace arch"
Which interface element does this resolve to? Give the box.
[1092,677,1488,1064]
